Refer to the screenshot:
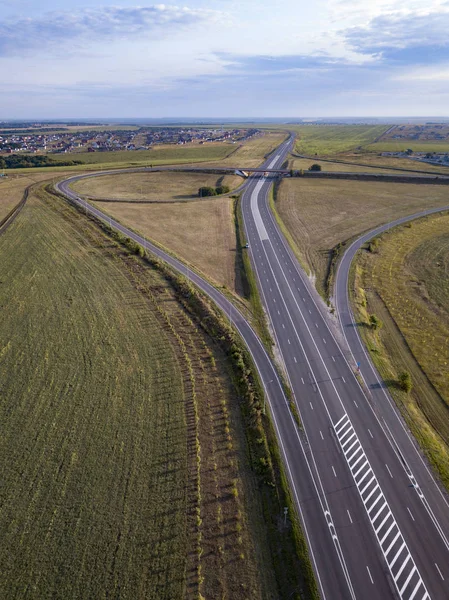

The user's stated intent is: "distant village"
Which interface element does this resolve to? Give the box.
[0,127,259,155]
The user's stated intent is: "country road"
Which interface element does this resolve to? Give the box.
[56,139,449,600]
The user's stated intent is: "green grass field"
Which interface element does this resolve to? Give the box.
[56,143,237,167]
[274,179,449,297]
[212,132,287,167]
[365,141,449,153]
[0,185,286,599]
[292,125,389,156]
[351,212,449,488]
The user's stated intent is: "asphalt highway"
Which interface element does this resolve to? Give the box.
[56,141,449,599]
[241,138,449,599]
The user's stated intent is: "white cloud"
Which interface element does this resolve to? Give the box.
[0,5,226,55]
[342,6,449,54]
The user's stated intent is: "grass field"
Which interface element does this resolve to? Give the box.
[292,125,389,156]
[289,157,408,174]
[274,179,449,297]
[93,196,241,296]
[290,155,449,175]
[351,212,449,487]
[366,141,449,153]
[0,185,285,599]
[71,171,243,202]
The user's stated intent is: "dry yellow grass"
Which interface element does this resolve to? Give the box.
[94,197,240,293]
[72,171,242,202]
[275,179,449,296]
[352,213,449,486]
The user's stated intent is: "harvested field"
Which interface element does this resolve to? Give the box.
[0,185,283,599]
[292,125,389,156]
[71,171,243,202]
[351,212,449,487]
[275,179,449,297]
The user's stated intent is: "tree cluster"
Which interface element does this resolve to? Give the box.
[198,185,230,197]
[0,154,83,169]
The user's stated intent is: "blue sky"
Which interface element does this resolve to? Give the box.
[1,0,449,118]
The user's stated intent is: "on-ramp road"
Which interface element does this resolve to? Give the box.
[57,139,449,599]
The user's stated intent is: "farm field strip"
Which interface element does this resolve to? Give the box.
[292,125,390,156]
[366,141,449,153]
[203,132,288,167]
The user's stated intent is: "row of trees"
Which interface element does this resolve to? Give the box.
[0,154,83,169]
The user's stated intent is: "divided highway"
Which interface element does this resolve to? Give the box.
[56,139,449,599]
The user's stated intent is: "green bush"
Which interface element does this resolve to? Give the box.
[369,314,382,330]
[198,186,216,197]
[309,163,322,171]
[399,371,412,393]
[369,238,379,253]
[216,185,230,195]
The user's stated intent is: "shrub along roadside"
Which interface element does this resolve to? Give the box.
[51,184,319,600]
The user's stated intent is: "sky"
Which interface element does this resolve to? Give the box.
[1,0,449,119]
